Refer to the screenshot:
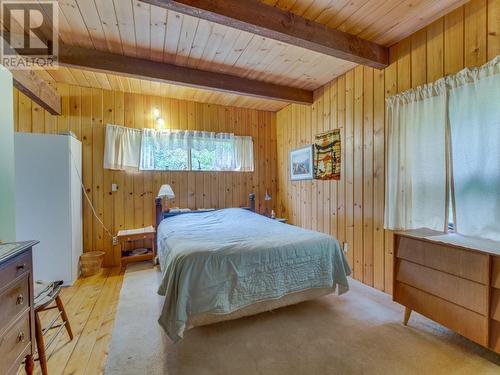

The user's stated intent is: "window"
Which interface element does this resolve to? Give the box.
[104,126,254,172]
[447,185,455,232]
[139,129,252,172]
[189,137,231,171]
[446,57,499,241]
[385,56,499,241]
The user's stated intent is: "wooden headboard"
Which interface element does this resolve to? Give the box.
[155,193,256,229]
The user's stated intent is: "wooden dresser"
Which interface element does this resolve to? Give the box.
[393,229,500,353]
[0,241,38,375]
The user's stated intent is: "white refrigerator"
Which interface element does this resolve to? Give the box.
[15,133,83,285]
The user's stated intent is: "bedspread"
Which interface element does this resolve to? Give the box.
[157,208,351,342]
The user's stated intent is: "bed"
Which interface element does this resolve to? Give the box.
[155,199,351,342]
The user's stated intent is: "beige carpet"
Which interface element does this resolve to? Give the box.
[105,262,499,375]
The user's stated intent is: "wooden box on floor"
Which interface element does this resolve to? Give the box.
[393,229,500,354]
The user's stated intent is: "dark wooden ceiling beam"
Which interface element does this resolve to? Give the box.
[1,8,61,115]
[12,69,61,115]
[2,38,61,115]
[141,0,389,69]
[58,44,313,105]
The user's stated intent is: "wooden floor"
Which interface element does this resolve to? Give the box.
[22,264,500,374]
[24,268,124,375]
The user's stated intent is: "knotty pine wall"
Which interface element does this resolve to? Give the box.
[277,0,499,294]
[14,86,277,266]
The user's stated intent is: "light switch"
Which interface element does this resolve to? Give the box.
[111,183,118,192]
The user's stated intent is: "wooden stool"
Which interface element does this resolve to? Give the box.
[34,281,73,375]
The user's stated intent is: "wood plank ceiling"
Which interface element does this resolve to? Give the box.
[42,0,469,111]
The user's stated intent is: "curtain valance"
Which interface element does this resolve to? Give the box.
[141,129,234,152]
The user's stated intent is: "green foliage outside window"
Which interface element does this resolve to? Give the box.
[146,137,236,171]
[153,147,189,170]
[191,148,216,170]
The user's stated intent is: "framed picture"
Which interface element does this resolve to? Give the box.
[290,145,314,180]
[314,129,341,180]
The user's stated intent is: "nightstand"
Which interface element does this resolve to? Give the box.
[117,226,156,267]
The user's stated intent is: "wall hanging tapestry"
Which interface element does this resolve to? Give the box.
[314,129,341,180]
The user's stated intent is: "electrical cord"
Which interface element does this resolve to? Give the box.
[69,147,114,240]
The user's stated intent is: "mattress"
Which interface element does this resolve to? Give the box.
[157,208,351,342]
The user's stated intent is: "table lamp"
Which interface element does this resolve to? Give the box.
[158,184,175,212]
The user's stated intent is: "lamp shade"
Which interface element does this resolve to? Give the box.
[158,184,175,199]
[265,190,272,201]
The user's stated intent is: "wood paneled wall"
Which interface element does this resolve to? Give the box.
[276,0,499,294]
[14,86,277,266]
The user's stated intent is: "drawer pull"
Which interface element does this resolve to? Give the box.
[18,332,25,342]
[16,263,26,271]
[16,294,24,305]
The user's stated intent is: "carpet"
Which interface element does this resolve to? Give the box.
[105,262,499,375]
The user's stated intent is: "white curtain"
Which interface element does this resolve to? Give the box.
[447,56,500,241]
[103,124,142,170]
[234,136,254,171]
[385,80,448,231]
[213,132,236,171]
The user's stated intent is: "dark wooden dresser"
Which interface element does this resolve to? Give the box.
[0,241,38,375]
[393,229,500,354]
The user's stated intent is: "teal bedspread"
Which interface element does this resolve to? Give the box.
[157,208,351,342]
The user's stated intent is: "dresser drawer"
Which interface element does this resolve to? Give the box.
[0,276,30,335]
[395,236,488,284]
[0,250,32,288]
[394,282,488,346]
[395,259,487,315]
[0,312,31,374]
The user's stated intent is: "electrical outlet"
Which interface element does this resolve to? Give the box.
[111,183,118,192]
[112,236,118,246]
[343,242,348,253]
